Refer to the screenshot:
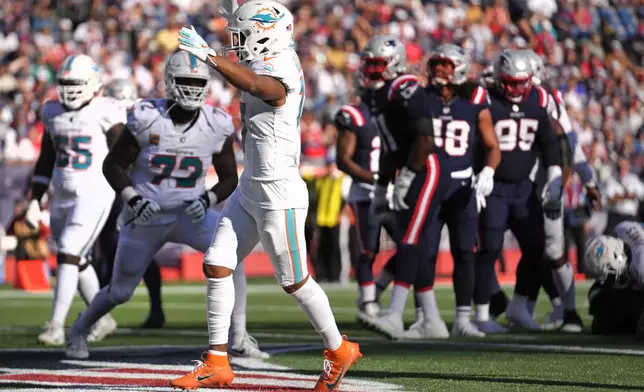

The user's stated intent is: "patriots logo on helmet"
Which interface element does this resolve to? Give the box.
[250,7,285,30]
[385,40,397,47]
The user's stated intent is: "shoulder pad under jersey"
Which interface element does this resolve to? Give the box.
[334,105,366,132]
[387,74,420,101]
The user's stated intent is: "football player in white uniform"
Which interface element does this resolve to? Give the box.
[518,50,600,332]
[172,1,362,391]
[27,54,121,346]
[99,78,167,329]
[584,222,644,336]
[65,51,240,359]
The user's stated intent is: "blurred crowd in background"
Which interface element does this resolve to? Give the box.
[0,0,642,282]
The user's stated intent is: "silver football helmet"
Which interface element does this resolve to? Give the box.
[493,49,533,103]
[481,65,495,88]
[428,44,470,86]
[584,235,628,284]
[523,49,547,86]
[106,79,138,109]
[164,51,211,111]
[360,35,407,89]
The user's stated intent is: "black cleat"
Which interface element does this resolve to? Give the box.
[490,290,509,319]
[140,312,165,329]
[561,310,583,333]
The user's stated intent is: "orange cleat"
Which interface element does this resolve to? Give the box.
[170,352,235,390]
[314,335,362,391]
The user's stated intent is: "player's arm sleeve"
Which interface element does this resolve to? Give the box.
[103,109,142,198]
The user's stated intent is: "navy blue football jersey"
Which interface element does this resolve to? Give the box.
[488,85,561,181]
[333,103,379,184]
[361,74,421,159]
[426,85,489,172]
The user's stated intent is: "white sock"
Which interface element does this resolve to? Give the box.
[389,283,410,316]
[552,263,576,310]
[359,282,376,304]
[207,350,228,356]
[375,270,394,298]
[455,306,471,325]
[551,297,562,309]
[74,286,115,333]
[78,264,101,306]
[527,300,536,317]
[415,289,440,321]
[51,263,80,325]
[230,263,247,344]
[475,303,489,322]
[207,276,235,346]
[290,278,343,351]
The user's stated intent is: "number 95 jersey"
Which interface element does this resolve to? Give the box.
[127,99,234,211]
[41,96,126,202]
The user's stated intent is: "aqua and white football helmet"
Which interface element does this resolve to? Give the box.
[56,54,102,110]
[225,0,295,62]
[165,51,211,111]
[584,235,629,284]
[106,79,139,109]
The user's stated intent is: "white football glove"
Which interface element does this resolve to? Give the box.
[127,195,161,225]
[393,167,416,211]
[475,192,487,213]
[185,191,217,223]
[369,184,390,224]
[25,200,42,230]
[177,26,217,65]
[542,166,563,204]
[473,166,495,198]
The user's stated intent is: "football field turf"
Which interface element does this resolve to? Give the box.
[1,280,644,391]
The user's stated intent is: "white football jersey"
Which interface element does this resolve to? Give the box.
[238,49,308,209]
[41,96,125,200]
[614,221,644,286]
[126,99,234,212]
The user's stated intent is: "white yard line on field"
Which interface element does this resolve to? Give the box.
[0,280,595,299]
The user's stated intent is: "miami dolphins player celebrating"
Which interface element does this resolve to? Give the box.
[172,1,362,391]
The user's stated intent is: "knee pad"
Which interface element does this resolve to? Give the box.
[204,217,238,270]
[544,239,564,262]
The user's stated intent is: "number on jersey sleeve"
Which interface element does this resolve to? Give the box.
[432,119,471,156]
[494,118,539,152]
[53,135,92,169]
[150,155,203,188]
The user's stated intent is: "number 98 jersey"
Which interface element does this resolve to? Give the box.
[41,97,126,202]
[126,99,234,212]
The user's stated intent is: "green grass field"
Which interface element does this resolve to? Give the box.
[2,280,644,391]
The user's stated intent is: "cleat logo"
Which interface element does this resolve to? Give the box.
[195,373,216,382]
[325,364,347,390]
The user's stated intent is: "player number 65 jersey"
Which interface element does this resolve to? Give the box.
[41,96,126,200]
[126,99,234,212]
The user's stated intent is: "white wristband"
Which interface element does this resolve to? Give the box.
[120,186,139,204]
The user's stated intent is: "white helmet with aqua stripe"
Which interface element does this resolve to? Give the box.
[56,54,102,110]
[164,51,211,111]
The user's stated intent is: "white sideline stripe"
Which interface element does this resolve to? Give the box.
[0,280,596,299]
